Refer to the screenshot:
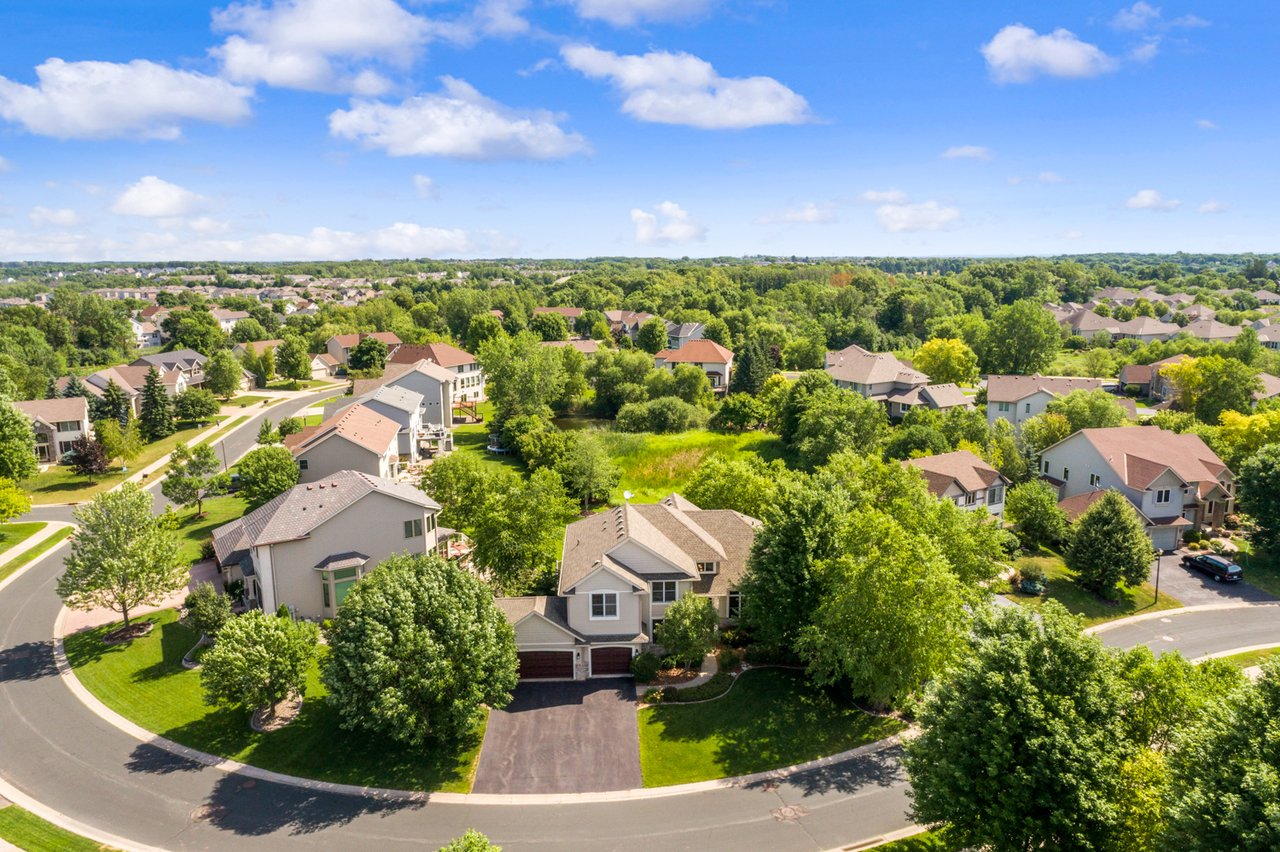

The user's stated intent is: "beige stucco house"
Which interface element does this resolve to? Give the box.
[495,495,759,681]
[284,403,400,483]
[212,470,440,619]
[985,375,1110,430]
[14,397,92,463]
[653,339,733,390]
[904,450,1009,519]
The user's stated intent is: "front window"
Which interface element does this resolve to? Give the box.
[322,566,360,609]
[590,591,619,619]
[1207,500,1216,515]
[1155,489,1170,504]
[988,485,1004,504]
[56,420,80,433]
[404,518,423,538]
[727,591,742,619]
[1089,474,1101,487]
[652,581,677,603]
[964,491,977,505]
[298,459,309,471]
[997,402,1011,412]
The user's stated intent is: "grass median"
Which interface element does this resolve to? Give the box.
[0,804,113,852]
[0,527,71,585]
[637,667,904,787]
[63,609,483,793]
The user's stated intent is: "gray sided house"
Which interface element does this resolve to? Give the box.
[350,358,456,436]
[496,495,759,681]
[905,450,1009,519]
[325,384,425,463]
[1039,426,1234,551]
[212,470,440,619]
[985,374,1111,430]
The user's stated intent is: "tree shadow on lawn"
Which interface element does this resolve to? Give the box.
[646,669,905,792]
[202,770,426,837]
[157,696,482,794]
[62,614,168,669]
[132,619,199,683]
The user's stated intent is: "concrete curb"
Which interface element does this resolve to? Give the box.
[1191,643,1280,663]
[1085,602,1278,634]
[0,522,68,570]
[0,776,166,852]
[0,524,72,596]
[52,603,907,805]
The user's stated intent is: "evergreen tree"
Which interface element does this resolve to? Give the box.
[729,338,773,396]
[61,374,90,399]
[45,377,60,399]
[91,379,131,430]
[1066,489,1153,597]
[138,366,174,442]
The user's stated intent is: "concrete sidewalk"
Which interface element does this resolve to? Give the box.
[0,522,71,568]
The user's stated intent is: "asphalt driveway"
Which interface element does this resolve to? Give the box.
[1148,553,1278,607]
[472,681,641,794]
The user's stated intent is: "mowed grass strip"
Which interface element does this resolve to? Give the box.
[64,609,485,793]
[172,496,251,565]
[0,522,46,555]
[0,527,71,584]
[1003,552,1182,627]
[1215,647,1278,669]
[637,668,904,787]
[0,804,115,852]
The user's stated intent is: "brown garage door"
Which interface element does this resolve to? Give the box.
[518,651,574,680]
[591,647,634,677]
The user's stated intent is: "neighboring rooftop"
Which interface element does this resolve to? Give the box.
[13,396,89,425]
[387,342,476,368]
[985,374,1107,402]
[905,450,1006,495]
[654,339,733,364]
[285,403,399,456]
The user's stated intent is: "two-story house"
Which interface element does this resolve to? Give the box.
[825,343,966,418]
[1118,354,1192,399]
[211,470,440,619]
[1039,426,1234,550]
[985,375,1110,430]
[128,317,165,348]
[653,339,733,390]
[388,343,485,403]
[210,308,250,333]
[231,339,284,359]
[284,403,400,483]
[352,358,457,435]
[664,321,705,350]
[13,397,93,463]
[604,310,657,340]
[494,495,759,681]
[904,450,1010,519]
[324,385,425,464]
[324,332,402,367]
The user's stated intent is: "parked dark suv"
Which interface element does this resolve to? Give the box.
[1181,552,1244,583]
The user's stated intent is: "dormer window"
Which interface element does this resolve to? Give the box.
[697,561,718,574]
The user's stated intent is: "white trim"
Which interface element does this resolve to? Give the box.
[589,590,620,620]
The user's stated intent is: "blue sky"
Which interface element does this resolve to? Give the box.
[0,0,1275,261]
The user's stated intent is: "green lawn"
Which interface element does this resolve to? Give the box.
[173,495,251,565]
[1003,552,1182,626]
[228,394,270,407]
[195,415,249,447]
[599,429,786,504]
[1235,543,1280,598]
[265,379,333,390]
[637,668,905,787]
[1216,647,1278,669]
[22,423,211,504]
[451,401,526,476]
[0,527,71,584]
[300,413,323,427]
[64,609,484,793]
[0,522,46,554]
[0,804,112,852]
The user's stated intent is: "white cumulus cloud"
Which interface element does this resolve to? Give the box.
[1125,188,1181,211]
[412,174,436,199]
[561,45,810,130]
[1195,118,1217,129]
[29,206,80,227]
[941,145,993,161]
[1112,2,1162,30]
[875,200,961,233]
[1197,200,1228,214]
[756,202,836,225]
[212,0,432,95]
[631,201,705,245]
[981,24,1117,83]
[329,77,589,160]
[111,176,207,218]
[571,0,713,27]
[0,58,252,140]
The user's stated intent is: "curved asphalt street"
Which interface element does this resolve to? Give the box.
[2,393,1278,851]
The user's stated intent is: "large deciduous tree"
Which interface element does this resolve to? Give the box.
[793,388,889,469]
[237,445,299,508]
[275,336,312,386]
[348,336,387,373]
[204,350,243,399]
[1237,443,1280,549]
[57,483,184,628]
[905,602,1134,852]
[981,300,1061,375]
[1044,388,1128,431]
[635,318,668,354]
[913,337,979,385]
[1004,479,1069,549]
[0,398,37,481]
[66,435,109,475]
[323,553,518,745]
[654,594,719,668]
[1065,489,1153,597]
[200,610,318,720]
[469,468,578,594]
[556,431,620,512]
[174,388,220,424]
[161,442,225,516]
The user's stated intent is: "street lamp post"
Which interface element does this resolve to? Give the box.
[1154,550,1163,603]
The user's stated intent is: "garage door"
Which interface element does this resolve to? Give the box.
[518,651,574,680]
[591,647,634,677]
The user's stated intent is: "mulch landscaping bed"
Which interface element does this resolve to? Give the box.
[102,622,155,645]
